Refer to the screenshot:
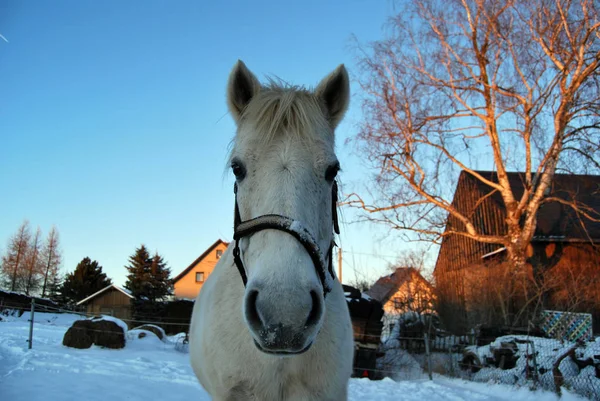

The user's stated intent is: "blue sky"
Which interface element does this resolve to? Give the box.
[0,0,413,286]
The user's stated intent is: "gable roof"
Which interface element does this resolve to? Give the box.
[173,239,229,283]
[463,171,600,240]
[76,284,133,305]
[365,267,432,305]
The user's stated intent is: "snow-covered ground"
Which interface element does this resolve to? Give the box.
[0,311,590,400]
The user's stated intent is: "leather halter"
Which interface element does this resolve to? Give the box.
[232,181,340,297]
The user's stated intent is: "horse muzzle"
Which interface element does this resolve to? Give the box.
[244,285,323,355]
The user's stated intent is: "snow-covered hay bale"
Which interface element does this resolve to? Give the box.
[126,329,164,349]
[63,317,126,349]
[132,324,165,340]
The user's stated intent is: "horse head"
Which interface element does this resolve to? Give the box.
[226,60,349,355]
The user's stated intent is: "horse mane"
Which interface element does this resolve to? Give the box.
[238,80,330,145]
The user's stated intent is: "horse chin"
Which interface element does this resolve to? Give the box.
[252,339,314,356]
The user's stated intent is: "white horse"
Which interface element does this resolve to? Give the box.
[189,61,354,401]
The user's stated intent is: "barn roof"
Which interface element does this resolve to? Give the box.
[172,239,229,283]
[365,268,432,305]
[464,171,600,240]
[76,284,133,305]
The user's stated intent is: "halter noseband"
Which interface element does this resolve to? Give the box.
[232,181,340,297]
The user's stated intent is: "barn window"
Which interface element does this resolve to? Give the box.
[216,249,223,259]
[196,272,205,283]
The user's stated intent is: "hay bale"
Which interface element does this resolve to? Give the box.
[127,329,164,349]
[63,317,126,349]
[133,324,165,340]
[128,329,158,341]
[63,320,94,349]
[90,319,126,348]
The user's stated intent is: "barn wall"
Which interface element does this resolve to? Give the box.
[174,242,228,299]
[85,288,132,325]
[447,242,600,333]
[434,172,505,333]
[537,242,600,333]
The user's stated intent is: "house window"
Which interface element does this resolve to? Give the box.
[216,249,223,259]
[196,272,205,283]
[393,298,403,309]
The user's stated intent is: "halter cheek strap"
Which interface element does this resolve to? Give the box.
[232,181,340,297]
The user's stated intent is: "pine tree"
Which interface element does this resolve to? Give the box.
[60,257,112,304]
[0,220,31,292]
[47,271,64,303]
[124,245,151,299]
[40,226,62,298]
[124,245,173,302]
[148,253,173,302]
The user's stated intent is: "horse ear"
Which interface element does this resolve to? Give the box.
[227,60,261,123]
[315,65,350,129]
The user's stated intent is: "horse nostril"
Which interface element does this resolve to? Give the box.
[305,290,323,328]
[245,289,263,328]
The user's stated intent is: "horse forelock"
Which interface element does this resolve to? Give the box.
[236,81,331,148]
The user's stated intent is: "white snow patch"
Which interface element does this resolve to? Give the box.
[0,312,591,401]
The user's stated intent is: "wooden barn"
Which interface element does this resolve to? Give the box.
[76,284,134,324]
[434,170,600,334]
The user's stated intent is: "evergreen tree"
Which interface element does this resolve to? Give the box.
[60,257,112,304]
[148,253,173,302]
[124,245,173,302]
[47,271,64,303]
[124,245,151,299]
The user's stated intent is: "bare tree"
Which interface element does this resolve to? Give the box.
[349,277,374,292]
[389,248,431,276]
[40,226,62,298]
[23,227,43,295]
[349,0,600,275]
[0,220,31,292]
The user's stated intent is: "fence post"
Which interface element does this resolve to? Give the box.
[28,298,35,349]
[530,341,539,389]
[424,333,433,380]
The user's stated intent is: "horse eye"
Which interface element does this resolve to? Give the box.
[325,162,340,182]
[231,161,246,180]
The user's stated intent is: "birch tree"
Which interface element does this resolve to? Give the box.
[350,0,600,274]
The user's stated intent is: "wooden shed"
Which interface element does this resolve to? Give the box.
[76,284,134,324]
